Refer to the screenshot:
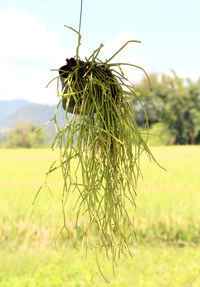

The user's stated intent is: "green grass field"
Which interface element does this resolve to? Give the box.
[0,146,200,286]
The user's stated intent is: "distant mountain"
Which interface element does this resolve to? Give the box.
[0,100,67,144]
[0,99,29,121]
[0,102,66,129]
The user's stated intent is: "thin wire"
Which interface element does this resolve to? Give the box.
[78,0,83,37]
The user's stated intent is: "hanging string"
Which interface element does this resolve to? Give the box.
[78,0,83,41]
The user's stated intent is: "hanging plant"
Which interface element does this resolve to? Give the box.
[39,25,155,270]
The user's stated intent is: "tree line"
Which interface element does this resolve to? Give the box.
[135,71,200,145]
[4,122,46,148]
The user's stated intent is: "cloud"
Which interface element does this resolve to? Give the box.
[0,9,56,104]
[0,8,91,104]
[0,9,62,64]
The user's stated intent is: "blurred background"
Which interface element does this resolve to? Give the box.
[0,1,200,286]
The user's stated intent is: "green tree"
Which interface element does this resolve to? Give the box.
[136,72,200,145]
[7,122,46,148]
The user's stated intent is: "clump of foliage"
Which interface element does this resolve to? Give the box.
[136,72,200,145]
[7,122,46,148]
[42,26,155,274]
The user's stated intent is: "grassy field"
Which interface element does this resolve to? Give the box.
[0,146,200,286]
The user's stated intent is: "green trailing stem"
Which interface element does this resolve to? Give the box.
[42,26,155,271]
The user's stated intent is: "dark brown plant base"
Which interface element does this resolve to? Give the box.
[59,57,121,113]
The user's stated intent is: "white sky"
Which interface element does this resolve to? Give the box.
[0,0,199,105]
